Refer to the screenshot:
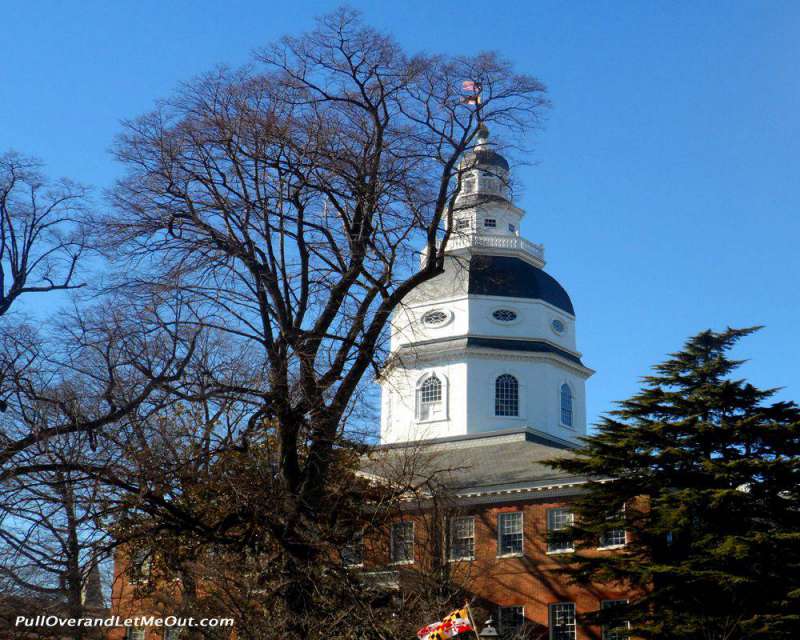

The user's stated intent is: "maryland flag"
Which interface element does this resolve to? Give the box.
[417,607,475,640]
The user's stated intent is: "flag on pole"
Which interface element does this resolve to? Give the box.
[417,607,475,640]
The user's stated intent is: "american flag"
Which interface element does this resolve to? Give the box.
[462,80,481,93]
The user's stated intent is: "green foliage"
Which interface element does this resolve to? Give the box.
[551,328,800,640]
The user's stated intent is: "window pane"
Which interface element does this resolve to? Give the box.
[560,384,573,426]
[450,517,475,560]
[420,376,441,402]
[549,603,576,640]
[417,375,443,421]
[600,528,626,548]
[498,512,523,555]
[547,509,574,553]
[391,522,414,563]
[342,531,364,566]
[602,600,630,640]
[495,375,519,416]
[499,606,525,632]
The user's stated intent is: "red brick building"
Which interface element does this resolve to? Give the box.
[360,428,633,639]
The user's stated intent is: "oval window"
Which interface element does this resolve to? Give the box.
[422,310,448,326]
[492,309,517,322]
[551,319,565,334]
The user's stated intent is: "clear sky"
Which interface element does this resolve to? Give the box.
[3,1,799,428]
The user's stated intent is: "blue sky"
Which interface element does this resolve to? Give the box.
[2,1,799,427]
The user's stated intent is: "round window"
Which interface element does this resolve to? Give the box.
[421,310,448,326]
[492,309,518,322]
[551,319,565,334]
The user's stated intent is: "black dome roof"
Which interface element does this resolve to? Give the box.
[469,148,510,171]
[468,255,575,315]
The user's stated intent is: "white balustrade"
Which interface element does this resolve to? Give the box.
[420,232,545,266]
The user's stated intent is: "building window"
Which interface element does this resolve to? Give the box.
[449,516,475,561]
[129,549,151,584]
[548,603,576,640]
[456,218,471,230]
[463,177,475,193]
[497,511,523,556]
[484,218,497,228]
[599,506,626,548]
[417,374,443,421]
[602,600,630,640]
[421,309,448,327]
[599,527,626,548]
[560,384,573,427]
[547,508,574,553]
[390,522,414,564]
[498,606,525,633]
[342,531,364,567]
[126,629,146,640]
[495,374,519,417]
[508,223,516,232]
[492,309,517,322]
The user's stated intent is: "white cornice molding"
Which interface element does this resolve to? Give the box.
[385,339,594,378]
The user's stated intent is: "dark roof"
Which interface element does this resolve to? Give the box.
[362,429,585,497]
[470,148,510,171]
[466,337,583,365]
[395,336,583,366]
[468,255,575,315]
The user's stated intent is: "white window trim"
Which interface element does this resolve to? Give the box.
[488,306,522,327]
[389,521,415,565]
[597,505,628,550]
[488,369,526,420]
[496,511,524,558]
[546,508,575,555]
[551,316,568,336]
[415,371,449,423]
[448,516,476,562]
[559,380,576,430]
[419,308,453,328]
[548,602,577,640]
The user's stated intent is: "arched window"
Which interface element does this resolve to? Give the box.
[417,374,443,421]
[560,384,573,427]
[495,374,519,417]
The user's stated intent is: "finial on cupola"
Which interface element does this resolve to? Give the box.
[476,124,490,148]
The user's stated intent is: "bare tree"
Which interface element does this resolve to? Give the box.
[96,9,547,635]
[0,441,109,639]
[0,152,87,318]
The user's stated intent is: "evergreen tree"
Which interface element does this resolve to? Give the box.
[552,328,800,640]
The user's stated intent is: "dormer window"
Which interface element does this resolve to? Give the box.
[456,218,470,231]
[484,218,496,228]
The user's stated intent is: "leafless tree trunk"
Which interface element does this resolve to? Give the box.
[90,9,548,636]
[0,152,87,318]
